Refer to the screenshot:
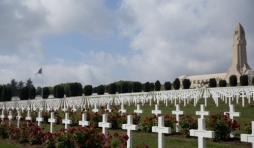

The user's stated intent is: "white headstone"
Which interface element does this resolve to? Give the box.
[36,110,44,127]
[98,114,112,138]
[241,121,254,147]
[134,104,143,115]
[196,104,209,119]
[79,113,90,127]
[48,112,56,133]
[122,115,138,148]
[62,112,72,131]
[1,108,5,124]
[119,104,126,116]
[190,118,215,148]
[92,104,99,113]
[172,104,184,132]
[16,109,22,128]
[152,116,171,148]
[152,104,162,116]
[105,104,112,112]
[8,110,13,125]
[224,105,240,120]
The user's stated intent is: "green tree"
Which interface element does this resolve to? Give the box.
[182,79,191,89]
[219,80,227,87]
[155,80,161,91]
[10,79,18,96]
[29,87,36,99]
[229,75,237,86]
[173,78,180,90]
[97,85,105,95]
[128,82,132,93]
[84,85,93,96]
[20,87,29,100]
[240,75,248,86]
[43,87,50,99]
[117,84,122,94]
[149,83,154,91]
[121,82,129,93]
[143,82,150,92]
[132,82,142,93]
[36,87,42,96]
[108,83,117,94]
[164,82,171,90]
[252,77,254,85]
[209,78,217,87]
[26,78,34,89]
[54,85,65,98]
[1,86,12,101]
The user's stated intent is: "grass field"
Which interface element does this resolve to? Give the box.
[1,96,253,148]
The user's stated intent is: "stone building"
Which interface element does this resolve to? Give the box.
[179,23,253,88]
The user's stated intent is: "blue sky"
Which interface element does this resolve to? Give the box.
[0,0,254,88]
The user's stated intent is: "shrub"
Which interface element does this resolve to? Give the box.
[54,85,65,98]
[240,75,248,86]
[155,80,161,91]
[108,83,117,94]
[243,122,252,134]
[1,86,12,101]
[19,87,29,100]
[173,78,180,90]
[219,80,227,87]
[97,85,105,95]
[43,87,50,99]
[182,79,191,89]
[209,78,217,87]
[29,87,36,99]
[179,115,198,137]
[252,77,254,85]
[121,82,129,93]
[164,82,171,90]
[149,83,154,91]
[128,83,133,93]
[117,84,122,94]
[229,75,237,86]
[132,82,142,93]
[84,85,93,96]
[143,82,150,92]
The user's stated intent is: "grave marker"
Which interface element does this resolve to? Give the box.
[152,104,162,116]
[172,104,184,132]
[1,108,5,124]
[134,104,143,115]
[16,109,22,128]
[119,104,126,116]
[7,110,13,125]
[36,110,44,127]
[196,104,209,119]
[224,105,240,138]
[48,112,56,133]
[241,121,254,147]
[98,114,111,138]
[62,112,72,131]
[79,113,90,127]
[122,115,138,148]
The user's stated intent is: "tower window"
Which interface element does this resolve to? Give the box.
[235,31,238,34]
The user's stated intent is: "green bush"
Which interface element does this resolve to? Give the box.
[128,83,132,93]
[43,87,50,99]
[219,80,227,87]
[108,83,117,94]
[54,85,65,98]
[29,87,36,99]
[149,83,154,91]
[229,75,237,86]
[20,87,29,100]
[117,84,122,94]
[155,80,161,91]
[173,78,180,90]
[97,85,105,95]
[1,86,12,101]
[164,82,171,90]
[143,82,150,92]
[132,82,142,93]
[84,85,93,96]
[209,78,217,87]
[182,79,191,89]
[240,75,248,86]
[121,82,129,93]
[179,115,198,137]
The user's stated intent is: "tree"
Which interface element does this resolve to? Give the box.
[10,79,18,96]
[128,83,132,93]
[54,85,65,98]
[36,87,42,96]
[20,87,29,100]
[164,82,171,90]
[209,78,217,87]
[1,86,12,101]
[182,79,191,89]
[219,80,227,87]
[143,82,150,92]
[29,87,36,99]
[43,87,50,99]
[240,75,248,86]
[84,85,93,96]
[108,83,117,94]
[132,82,142,93]
[149,83,154,91]
[117,84,122,94]
[173,78,180,90]
[229,75,237,86]
[121,82,129,93]
[97,85,105,95]
[155,80,161,91]
[26,78,34,89]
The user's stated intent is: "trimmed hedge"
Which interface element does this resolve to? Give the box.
[132,82,142,93]
[143,82,150,92]
[219,80,227,87]
[229,75,237,86]
[108,83,117,94]
[29,87,36,99]
[53,85,65,98]
[183,79,191,89]
[20,87,29,100]
[84,85,93,96]
[43,87,50,99]
[155,80,161,91]
[240,75,248,86]
[209,78,217,88]
[173,78,180,90]
[97,85,105,95]
[164,82,171,90]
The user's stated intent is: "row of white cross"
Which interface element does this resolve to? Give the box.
[2,103,254,148]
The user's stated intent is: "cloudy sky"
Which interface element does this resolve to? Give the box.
[0,0,253,88]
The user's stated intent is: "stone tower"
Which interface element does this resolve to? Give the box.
[225,23,251,81]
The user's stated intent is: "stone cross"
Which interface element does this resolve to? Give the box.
[119,104,126,116]
[152,104,162,116]
[92,104,99,113]
[8,110,13,125]
[122,115,138,148]
[196,104,209,119]
[134,104,143,115]
[1,108,5,124]
[190,118,215,148]
[98,114,112,138]
[241,121,254,147]
[16,109,22,128]
[240,91,246,107]
[152,116,171,148]
[172,104,184,132]
[62,102,67,112]
[105,104,112,112]
[224,105,240,138]
[72,105,77,112]
[25,108,32,126]
[36,110,44,127]
[62,112,72,131]
[79,113,90,127]
[48,112,56,133]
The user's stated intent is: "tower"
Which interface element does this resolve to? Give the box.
[225,23,251,81]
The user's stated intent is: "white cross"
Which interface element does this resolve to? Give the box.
[7,110,13,126]
[92,104,99,113]
[79,113,90,127]
[16,109,22,128]
[62,112,72,131]
[152,104,162,116]
[48,112,56,133]
[105,104,112,112]
[190,118,215,148]
[98,114,112,138]
[196,104,209,119]
[1,108,5,124]
[240,91,246,107]
[72,105,77,112]
[134,104,143,115]
[152,116,171,148]
[241,121,254,147]
[25,108,32,125]
[224,105,240,120]
[119,104,126,116]
[36,110,44,127]
[172,104,184,132]
[122,115,138,148]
